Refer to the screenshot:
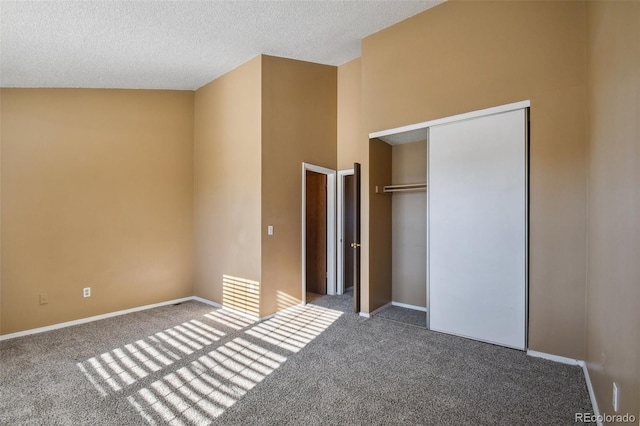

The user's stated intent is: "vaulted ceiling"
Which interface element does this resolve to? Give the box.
[0,1,441,90]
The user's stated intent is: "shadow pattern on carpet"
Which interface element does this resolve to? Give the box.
[0,293,594,425]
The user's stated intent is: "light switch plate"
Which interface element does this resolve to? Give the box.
[268,225,274,235]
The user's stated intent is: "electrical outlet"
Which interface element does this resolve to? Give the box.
[613,382,619,412]
[83,287,91,298]
[39,293,48,305]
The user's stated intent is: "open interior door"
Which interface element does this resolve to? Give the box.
[352,163,361,313]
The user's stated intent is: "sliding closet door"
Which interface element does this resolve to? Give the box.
[428,109,527,350]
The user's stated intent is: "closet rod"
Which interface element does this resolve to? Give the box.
[376,183,427,194]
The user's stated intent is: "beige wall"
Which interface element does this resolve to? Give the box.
[193,57,262,316]
[361,1,588,359]
[337,59,364,171]
[391,140,427,307]
[368,138,392,311]
[337,58,370,310]
[585,1,639,420]
[1,89,194,334]
[261,55,337,317]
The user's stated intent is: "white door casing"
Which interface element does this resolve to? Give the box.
[301,163,337,303]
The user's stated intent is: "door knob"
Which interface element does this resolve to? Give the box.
[350,243,361,248]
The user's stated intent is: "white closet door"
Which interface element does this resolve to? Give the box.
[428,108,526,350]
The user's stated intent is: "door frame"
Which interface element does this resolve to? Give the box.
[337,168,355,295]
[301,163,336,304]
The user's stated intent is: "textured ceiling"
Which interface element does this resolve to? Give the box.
[378,128,427,145]
[0,1,441,90]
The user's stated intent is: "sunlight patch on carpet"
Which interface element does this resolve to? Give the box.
[125,304,342,425]
[77,319,226,394]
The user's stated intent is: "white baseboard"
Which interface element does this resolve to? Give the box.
[191,296,222,309]
[526,350,582,366]
[0,296,194,341]
[360,302,428,320]
[1,292,296,341]
[527,350,602,426]
[370,302,392,316]
[1,295,259,341]
[192,296,260,322]
[194,296,304,322]
[391,301,427,312]
[581,362,602,426]
[359,301,395,319]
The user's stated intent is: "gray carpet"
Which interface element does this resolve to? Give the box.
[0,294,594,425]
[373,304,427,328]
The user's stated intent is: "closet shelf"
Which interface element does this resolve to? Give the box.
[376,183,427,194]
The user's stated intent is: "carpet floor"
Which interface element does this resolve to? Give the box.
[373,305,427,328]
[0,293,594,425]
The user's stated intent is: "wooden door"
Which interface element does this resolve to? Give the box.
[353,163,361,313]
[305,170,327,295]
[343,174,355,291]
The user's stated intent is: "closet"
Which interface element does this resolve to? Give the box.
[370,102,529,350]
[373,133,428,327]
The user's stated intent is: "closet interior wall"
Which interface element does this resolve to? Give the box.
[391,140,428,309]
